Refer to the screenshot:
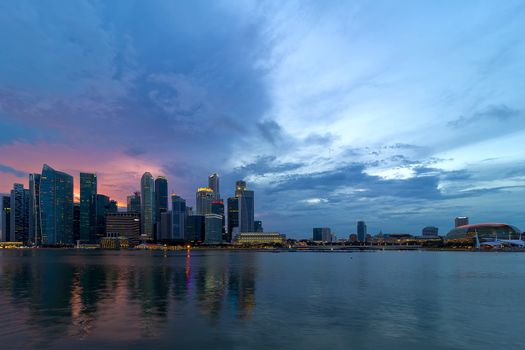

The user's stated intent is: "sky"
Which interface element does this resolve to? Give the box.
[1,0,524,238]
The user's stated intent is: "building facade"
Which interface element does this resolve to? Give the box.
[171,194,186,240]
[155,176,168,238]
[313,227,331,242]
[455,216,469,228]
[227,197,239,242]
[141,172,155,240]
[204,213,223,244]
[127,192,141,213]
[10,183,30,243]
[40,164,74,245]
[422,226,439,237]
[196,187,214,215]
[29,174,41,244]
[357,221,367,242]
[106,212,141,241]
[80,172,97,243]
[0,194,11,242]
[208,173,220,199]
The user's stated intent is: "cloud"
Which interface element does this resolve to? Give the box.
[0,164,26,178]
[448,104,522,128]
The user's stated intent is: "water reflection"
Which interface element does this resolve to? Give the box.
[0,250,258,345]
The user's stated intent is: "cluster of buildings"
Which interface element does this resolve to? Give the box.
[311,216,523,249]
[0,164,285,247]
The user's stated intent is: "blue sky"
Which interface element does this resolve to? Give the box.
[1,0,524,238]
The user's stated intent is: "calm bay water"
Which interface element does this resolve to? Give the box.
[0,249,524,349]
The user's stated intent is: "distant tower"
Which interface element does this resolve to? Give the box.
[254,220,263,232]
[127,191,141,213]
[10,183,30,243]
[236,181,254,233]
[196,187,214,215]
[0,195,11,242]
[171,194,186,240]
[29,174,42,244]
[40,164,74,245]
[357,221,367,242]
[204,213,223,244]
[208,173,220,200]
[455,216,469,228]
[227,197,239,242]
[155,176,168,239]
[211,200,225,240]
[80,172,97,243]
[141,172,155,240]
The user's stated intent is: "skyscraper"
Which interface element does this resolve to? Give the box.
[237,182,254,233]
[211,200,225,240]
[40,164,74,245]
[455,216,469,228]
[106,212,141,241]
[127,191,141,213]
[204,213,223,244]
[0,195,11,242]
[95,194,110,240]
[73,202,80,243]
[171,194,186,240]
[29,174,41,244]
[10,183,30,243]
[196,187,214,215]
[208,173,220,199]
[80,172,97,243]
[155,176,168,238]
[227,197,239,242]
[141,172,155,240]
[254,220,263,233]
[235,180,246,197]
[159,211,172,241]
[357,221,367,242]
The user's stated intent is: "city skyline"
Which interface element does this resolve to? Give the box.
[1,1,525,236]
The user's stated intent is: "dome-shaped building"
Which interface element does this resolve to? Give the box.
[446,223,522,244]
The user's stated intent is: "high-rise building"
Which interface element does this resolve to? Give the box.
[204,213,223,244]
[106,212,141,241]
[80,172,97,243]
[196,187,214,215]
[141,172,155,240]
[73,202,80,243]
[227,197,238,242]
[29,174,41,244]
[127,191,141,213]
[185,215,204,242]
[422,226,439,237]
[95,194,110,240]
[313,227,331,242]
[40,164,74,245]
[208,173,220,199]
[155,176,168,238]
[254,220,263,233]
[238,186,254,233]
[1,194,11,242]
[211,200,225,240]
[455,216,469,228]
[357,221,367,242]
[171,194,186,240]
[235,180,246,197]
[10,184,30,243]
[159,211,172,240]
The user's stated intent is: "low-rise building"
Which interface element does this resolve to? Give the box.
[235,232,286,245]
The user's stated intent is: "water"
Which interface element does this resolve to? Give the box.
[0,250,524,349]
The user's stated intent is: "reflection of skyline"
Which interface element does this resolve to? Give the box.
[0,250,258,346]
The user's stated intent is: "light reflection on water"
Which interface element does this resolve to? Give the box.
[0,250,524,349]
